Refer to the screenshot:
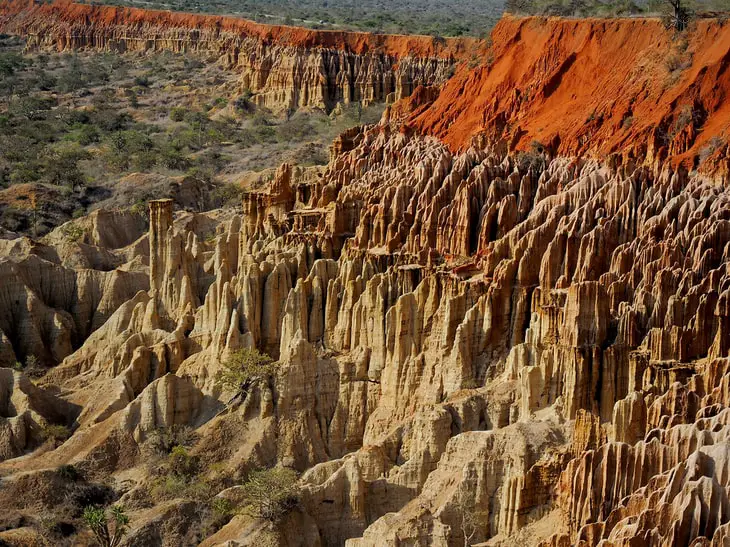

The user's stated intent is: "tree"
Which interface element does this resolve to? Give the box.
[240,468,299,521]
[215,348,276,404]
[82,505,129,547]
[45,143,90,191]
[456,480,482,547]
[666,0,690,30]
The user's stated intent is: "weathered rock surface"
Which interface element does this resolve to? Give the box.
[0,9,728,547]
[0,1,471,113]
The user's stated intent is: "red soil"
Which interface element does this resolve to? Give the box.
[0,0,477,59]
[411,16,730,167]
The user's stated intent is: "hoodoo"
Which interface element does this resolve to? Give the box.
[0,1,728,546]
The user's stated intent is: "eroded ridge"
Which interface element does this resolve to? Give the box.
[0,107,728,545]
[0,0,471,112]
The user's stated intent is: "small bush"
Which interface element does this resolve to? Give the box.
[234,90,255,112]
[515,150,545,173]
[170,107,186,122]
[130,199,149,219]
[211,497,235,518]
[82,505,129,547]
[212,183,243,207]
[42,424,71,443]
[143,425,198,457]
[133,75,150,88]
[65,483,116,517]
[61,223,85,242]
[57,464,81,482]
[240,468,299,522]
[159,146,192,171]
[699,136,725,164]
[168,445,200,480]
[668,104,695,141]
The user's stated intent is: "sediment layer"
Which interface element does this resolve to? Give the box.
[0,0,476,112]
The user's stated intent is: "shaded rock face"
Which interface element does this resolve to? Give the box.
[0,368,78,461]
[0,1,463,113]
[0,212,149,367]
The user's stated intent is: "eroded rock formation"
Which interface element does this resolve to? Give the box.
[0,8,728,547]
[0,0,472,112]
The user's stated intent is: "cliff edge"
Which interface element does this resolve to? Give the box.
[411,15,730,170]
[0,0,478,112]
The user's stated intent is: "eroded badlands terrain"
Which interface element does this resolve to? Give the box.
[0,2,729,546]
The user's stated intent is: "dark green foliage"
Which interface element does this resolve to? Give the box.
[42,424,72,444]
[168,446,201,479]
[73,0,505,36]
[65,483,117,517]
[82,505,129,547]
[0,38,389,237]
[57,464,82,482]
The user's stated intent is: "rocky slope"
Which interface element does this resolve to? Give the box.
[0,8,729,547]
[0,0,476,112]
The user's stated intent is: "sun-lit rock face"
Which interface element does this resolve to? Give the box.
[0,7,729,547]
[0,0,469,113]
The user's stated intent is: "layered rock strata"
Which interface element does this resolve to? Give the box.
[0,0,472,112]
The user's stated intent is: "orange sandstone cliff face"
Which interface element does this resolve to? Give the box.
[0,0,476,112]
[411,16,730,170]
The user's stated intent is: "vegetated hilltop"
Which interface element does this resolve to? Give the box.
[410,15,730,171]
[73,0,506,37]
[0,6,729,547]
[0,34,386,237]
[0,0,476,57]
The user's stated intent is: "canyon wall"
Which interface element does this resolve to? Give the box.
[0,0,475,112]
[0,8,729,547]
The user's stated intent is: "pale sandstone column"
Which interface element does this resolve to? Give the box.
[149,198,174,294]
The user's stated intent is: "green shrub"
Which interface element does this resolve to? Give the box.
[42,424,71,443]
[57,464,81,482]
[133,150,158,171]
[240,468,299,522]
[168,445,200,479]
[215,348,277,394]
[44,143,91,190]
[170,107,186,122]
[143,425,198,456]
[61,223,85,242]
[514,150,546,173]
[212,183,243,207]
[133,75,150,88]
[159,146,191,170]
[71,124,101,146]
[211,497,235,518]
[82,505,129,547]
